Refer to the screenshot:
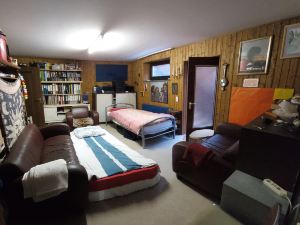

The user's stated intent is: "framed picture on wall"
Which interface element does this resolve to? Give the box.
[281,23,300,59]
[150,81,168,104]
[172,83,178,95]
[237,36,272,75]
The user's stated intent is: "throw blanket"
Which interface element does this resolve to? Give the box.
[109,108,174,134]
[22,159,68,202]
[71,129,157,180]
[183,143,214,167]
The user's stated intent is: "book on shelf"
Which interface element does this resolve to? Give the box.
[41,83,81,95]
[40,70,81,81]
[37,62,79,71]
[43,95,81,105]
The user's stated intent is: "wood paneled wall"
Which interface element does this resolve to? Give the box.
[131,16,300,126]
[15,16,300,126]
[15,56,132,109]
[78,60,132,108]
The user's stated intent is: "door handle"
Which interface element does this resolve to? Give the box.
[188,102,196,110]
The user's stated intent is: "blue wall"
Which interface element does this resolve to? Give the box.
[96,64,128,82]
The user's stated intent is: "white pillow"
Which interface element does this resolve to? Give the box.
[73,126,106,139]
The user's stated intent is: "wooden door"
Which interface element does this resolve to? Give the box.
[21,67,45,126]
[185,57,219,138]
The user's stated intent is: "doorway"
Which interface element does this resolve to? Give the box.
[184,57,219,139]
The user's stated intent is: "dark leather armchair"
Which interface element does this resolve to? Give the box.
[66,106,99,129]
[172,123,242,198]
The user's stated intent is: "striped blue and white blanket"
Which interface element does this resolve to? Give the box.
[70,128,157,180]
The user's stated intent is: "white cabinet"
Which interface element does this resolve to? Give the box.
[93,93,136,123]
[94,94,113,123]
[116,93,136,108]
[44,104,90,123]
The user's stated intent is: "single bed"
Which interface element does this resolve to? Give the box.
[105,103,176,147]
[70,127,160,202]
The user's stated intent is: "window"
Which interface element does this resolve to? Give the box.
[150,60,170,80]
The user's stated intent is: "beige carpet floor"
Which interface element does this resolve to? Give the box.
[85,124,242,225]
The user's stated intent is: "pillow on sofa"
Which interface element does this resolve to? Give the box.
[73,117,94,128]
[222,141,239,163]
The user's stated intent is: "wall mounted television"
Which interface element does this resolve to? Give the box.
[96,64,128,82]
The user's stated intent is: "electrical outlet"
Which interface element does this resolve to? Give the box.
[263,179,287,197]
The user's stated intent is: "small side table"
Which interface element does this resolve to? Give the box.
[189,129,214,142]
[169,110,182,135]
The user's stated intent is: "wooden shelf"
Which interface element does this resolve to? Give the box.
[43,94,81,96]
[44,103,89,108]
[40,69,82,72]
[41,81,82,84]
[0,59,20,70]
[57,112,69,114]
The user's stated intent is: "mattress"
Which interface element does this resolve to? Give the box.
[89,165,160,201]
[141,120,174,135]
[71,127,161,201]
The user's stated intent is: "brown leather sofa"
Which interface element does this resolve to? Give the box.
[172,123,242,199]
[0,123,88,219]
[66,106,99,129]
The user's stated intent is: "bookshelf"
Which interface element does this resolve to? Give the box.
[38,68,89,123]
[40,69,82,106]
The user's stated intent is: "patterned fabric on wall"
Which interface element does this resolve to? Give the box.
[0,78,26,149]
[0,131,5,162]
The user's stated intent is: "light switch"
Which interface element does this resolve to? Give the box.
[175,96,178,102]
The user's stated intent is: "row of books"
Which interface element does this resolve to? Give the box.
[41,84,81,95]
[43,95,81,105]
[40,71,81,81]
[38,62,80,71]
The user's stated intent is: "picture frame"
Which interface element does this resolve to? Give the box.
[237,36,272,75]
[150,81,168,104]
[281,23,300,59]
[172,83,178,95]
[242,78,259,88]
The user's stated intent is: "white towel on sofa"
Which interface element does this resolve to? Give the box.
[22,159,68,202]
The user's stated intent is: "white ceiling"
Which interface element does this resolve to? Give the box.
[0,0,299,61]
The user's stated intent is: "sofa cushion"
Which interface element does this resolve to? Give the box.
[222,141,240,163]
[201,134,237,154]
[42,135,79,164]
[73,117,94,128]
[182,143,214,167]
[72,107,89,119]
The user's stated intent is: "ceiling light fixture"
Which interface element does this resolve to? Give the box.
[67,29,100,50]
[88,32,125,54]
[137,48,172,59]
[67,30,125,54]
[88,33,104,54]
